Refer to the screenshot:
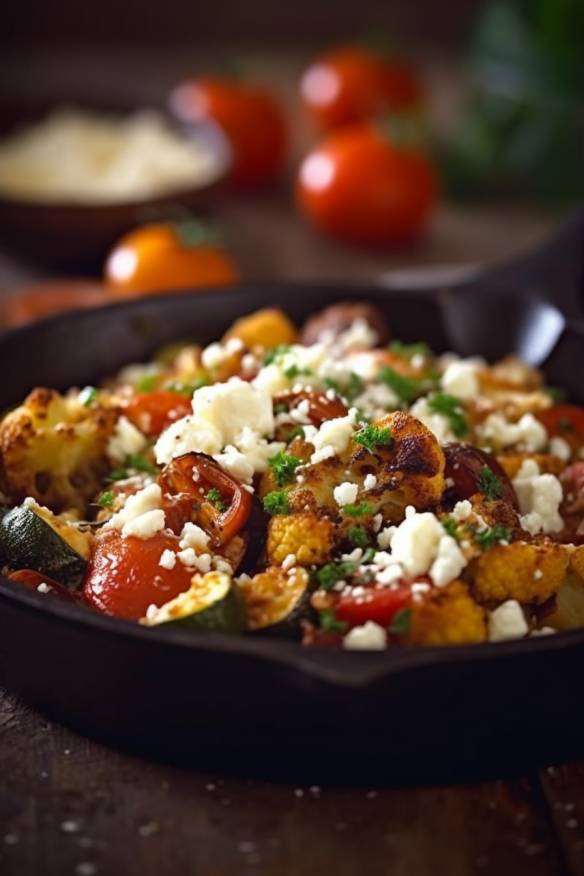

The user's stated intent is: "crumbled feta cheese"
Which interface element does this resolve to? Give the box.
[177,549,212,573]
[372,513,383,533]
[377,526,396,550]
[363,473,377,491]
[343,621,387,650]
[353,382,398,418]
[452,500,472,521]
[282,553,296,571]
[550,436,571,462]
[179,522,210,552]
[159,549,177,570]
[332,318,378,353]
[333,481,359,507]
[530,626,556,637]
[429,533,467,587]
[385,507,467,587]
[37,582,50,594]
[213,445,255,483]
[478,413,547,452]
[409,397,457,443]
[106,483,166,539]
[107,415,147,464]
[441,360,479,400]
[512,459,563,535]
[488,600,528,642]
[308,408,357,464]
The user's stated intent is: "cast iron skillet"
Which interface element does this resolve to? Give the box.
[1,281,584,785]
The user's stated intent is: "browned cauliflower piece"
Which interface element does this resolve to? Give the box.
[405,581,487,646]
[267,512,335,566]
[497,453,565,480]
[570,546,584,581]
[238,566,310,631]
[469,541,569,605]
[0,388,117,513]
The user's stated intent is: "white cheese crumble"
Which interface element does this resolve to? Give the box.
[512,459,563,535]
[106,483,166,539]
[282,553,297,571]
[363,473,377,491]
[107,415,147,464]
[550,436,571,462]
[409,397,457,444]
[159,549,177,570]
[179,522,210,552]
[488,600,528,642]
[37,582,51,594]
[333,481,359,507]
[343,621,387,650]
[441,360,479,400]
[388,507,467,586]
[478,413,547,452]
[452,499,473,521]
[201,338,243,370]
[377,526,396,550]
[307,408,357,464]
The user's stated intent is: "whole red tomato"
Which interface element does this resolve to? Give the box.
[297,123,438,247]
[169,77,287,188]
[300,46,421,131]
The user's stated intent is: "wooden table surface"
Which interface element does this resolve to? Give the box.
[0,45,582,876]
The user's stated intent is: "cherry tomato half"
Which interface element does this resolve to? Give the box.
[538,405,584,444]
[300,46,421,131]
[297,124,438,247]
[104,222,238,297]
[123,391,192,438]
[7,569,76,602]
[169,77,287,188]
[336,584,411,628]
[83,529,194,619]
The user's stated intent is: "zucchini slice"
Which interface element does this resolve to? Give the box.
[0,499,91,590]
[140,571,246,634]
[238,566,311,637]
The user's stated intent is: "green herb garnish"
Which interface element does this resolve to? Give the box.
[164,376,209,396]
[316,560,359,590]
[206,487,227,511]
[478,466,504,501]
[343,501,374,518]
[324,371,364,402]
[348,525,370,548]
[319,608,348,634]
[389,607,412,635]
[98,491,115,509]
[287,426,306,442]
[268,451,303,487]
[427,393,469,438]
[379,365,422,404]
[475,524,511,551]
[263,345,291,366]
[108,453,157,481]
[354,423,393,452]
[79,386,98,407]
[441,517,458,538]
[136,374,158,392]
[389,341,431,360]
[263,490,290,516]
[284,364,312,379]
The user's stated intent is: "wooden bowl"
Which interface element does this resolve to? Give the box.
[0,94,232,270]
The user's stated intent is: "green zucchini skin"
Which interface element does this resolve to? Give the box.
[0,504,88,590]
[164,587,246,634]
[251,589,313,640]
[142,572,246,634]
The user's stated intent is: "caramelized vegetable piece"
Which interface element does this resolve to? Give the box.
[222,308,297,349]
[8,569,76,601]
[123,391,192,437]
[299,302,390,346]
[274,390,348,425]
[443,443,518,509]
[83,529,194,619]
[160,452,252,547]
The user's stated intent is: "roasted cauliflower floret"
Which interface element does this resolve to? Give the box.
[469,541,569,605]
[222,308,297,349]
[0,388,116,512]
[267,512,335,566]
[497,453,565,479]
[406,581,487,646]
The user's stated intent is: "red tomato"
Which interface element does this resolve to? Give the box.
[83,530,194,619]
[538,405,584,443]
[7,569,76,601]
[300,46,421,131]
[336,584,411,628]
[123,391,192,437]
[169,78,287,188]
[297,124,438,247]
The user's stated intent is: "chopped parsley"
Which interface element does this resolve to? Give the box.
[389,340,431,360]
[273,403,289,415]
[135,374,158,392]
[348,525,370,548]
[379,365,422,404]
[287,426,306,442]
[268,450,303,486]
[98,491,115,509]
[354,423,393,452]
[389,606,412,635]
[343,501,374,518]
[164,376,209,396]
[478,466,504,501]
[475,524,511,551]
[319,608,348,634]
[263,490,290,516]
[324,371,364,402]
[263,345,291,366]
[316,560,359,590]
[108,453,157,481]
[284,363,312,379]
[441,517,458,538]
[427,392,469,438]
[79,386,98,407]
[206,487,227,511]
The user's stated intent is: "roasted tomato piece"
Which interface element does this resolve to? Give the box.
[538,405,584,448]
[561,463,584,516]
[7,569,76,601]
[443,443,518,509]
[160,452,252,547]
[123,391,192,437]
[335,583,411,628]
[299,301,390,346]
[274,390,348,425]
[83,529,193,619]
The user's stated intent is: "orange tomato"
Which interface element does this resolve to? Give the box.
[296,124,438,247]
[123,391,193,437]
[104,222,238,297]
[300,46,421,131]
[169,77,287,188]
